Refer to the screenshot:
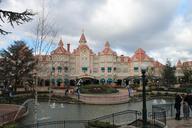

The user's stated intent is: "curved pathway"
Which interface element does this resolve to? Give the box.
[0,104,27,126]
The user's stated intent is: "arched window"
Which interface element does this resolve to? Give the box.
[108,67,112,73]
[51,78,55,84]
[64,67,68,72]
[64,78,69,85]
[57,78,63,86]
[51,67,55,73]
[58,66,62,73]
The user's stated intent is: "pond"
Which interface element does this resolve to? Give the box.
[18,98,174,126]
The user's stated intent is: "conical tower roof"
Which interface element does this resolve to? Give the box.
[79,32,87,44]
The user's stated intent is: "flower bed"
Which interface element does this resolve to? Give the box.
[80,84,119,94]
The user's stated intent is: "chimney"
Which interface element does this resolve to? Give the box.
[67,43,70,52]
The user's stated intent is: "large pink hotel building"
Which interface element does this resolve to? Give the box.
[37,33,164,86]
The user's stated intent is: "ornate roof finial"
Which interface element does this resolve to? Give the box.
[176,60,182,67]
[105,41,110,48]
[58,38,64,47]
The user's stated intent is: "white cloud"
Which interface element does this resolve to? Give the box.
[0,40,5,46]
[169,16,192,48]
[149,47,192,65]
[88,0,179,39]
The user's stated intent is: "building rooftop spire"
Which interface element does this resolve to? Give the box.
[176,60,182,67]
[105,41,110,48]
[79,31,87,44]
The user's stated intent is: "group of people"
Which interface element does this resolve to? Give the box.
[174,93,192,120]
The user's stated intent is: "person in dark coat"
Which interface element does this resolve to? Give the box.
[174,94,182,120]
[184,93,192,116]
[65,89,69,96]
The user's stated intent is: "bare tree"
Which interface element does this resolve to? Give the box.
[31,0,58,86]
[31,0,58,89]
[33,0,58,56]
[31,1,58,124]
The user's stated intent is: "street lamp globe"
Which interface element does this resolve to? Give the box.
[141,63,148,74]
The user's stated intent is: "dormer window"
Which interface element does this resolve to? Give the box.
[134,67,139,72]
[101,67,105,72]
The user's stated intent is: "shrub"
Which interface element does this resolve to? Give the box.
[131,84,140,89]
[150,92,155,96]
[1,123,16,128]
[157,92,162,96]
[80,84,118,94]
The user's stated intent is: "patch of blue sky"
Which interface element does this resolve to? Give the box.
[176,0,190,16]
[0,36,13,49]
[20,37,55,55]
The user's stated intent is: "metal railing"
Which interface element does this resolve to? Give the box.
[20,120,89,128]
[149,105,167,127]
[92,109,141,126]
[152,103,175,118]
[19,109,141,128]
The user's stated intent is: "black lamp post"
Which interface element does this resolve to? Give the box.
[76,79,81,100]
[141,69,147,128]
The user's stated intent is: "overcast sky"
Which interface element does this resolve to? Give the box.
[0,0,192,64]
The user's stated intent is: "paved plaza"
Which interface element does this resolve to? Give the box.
[167,118,192,128]
[0,104,20,115]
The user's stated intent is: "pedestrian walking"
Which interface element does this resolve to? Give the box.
[127,85,131,97]
[76,88,80,100]
[65,89,69,96]
[188,94,192,115]
[174,94,182,120]
[183,101,190,120]
[184,93,192,117]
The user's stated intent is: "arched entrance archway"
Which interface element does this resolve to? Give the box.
[57,78,63,86]
[64,78,69,86]
[107,78,113,84]
[124,76,141,85]
[116,79,122,85]
[51,78,55,86]
[45,79,50,86]
[100,78,105,85]
[69,79,76,86]
[77,76,99,85]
